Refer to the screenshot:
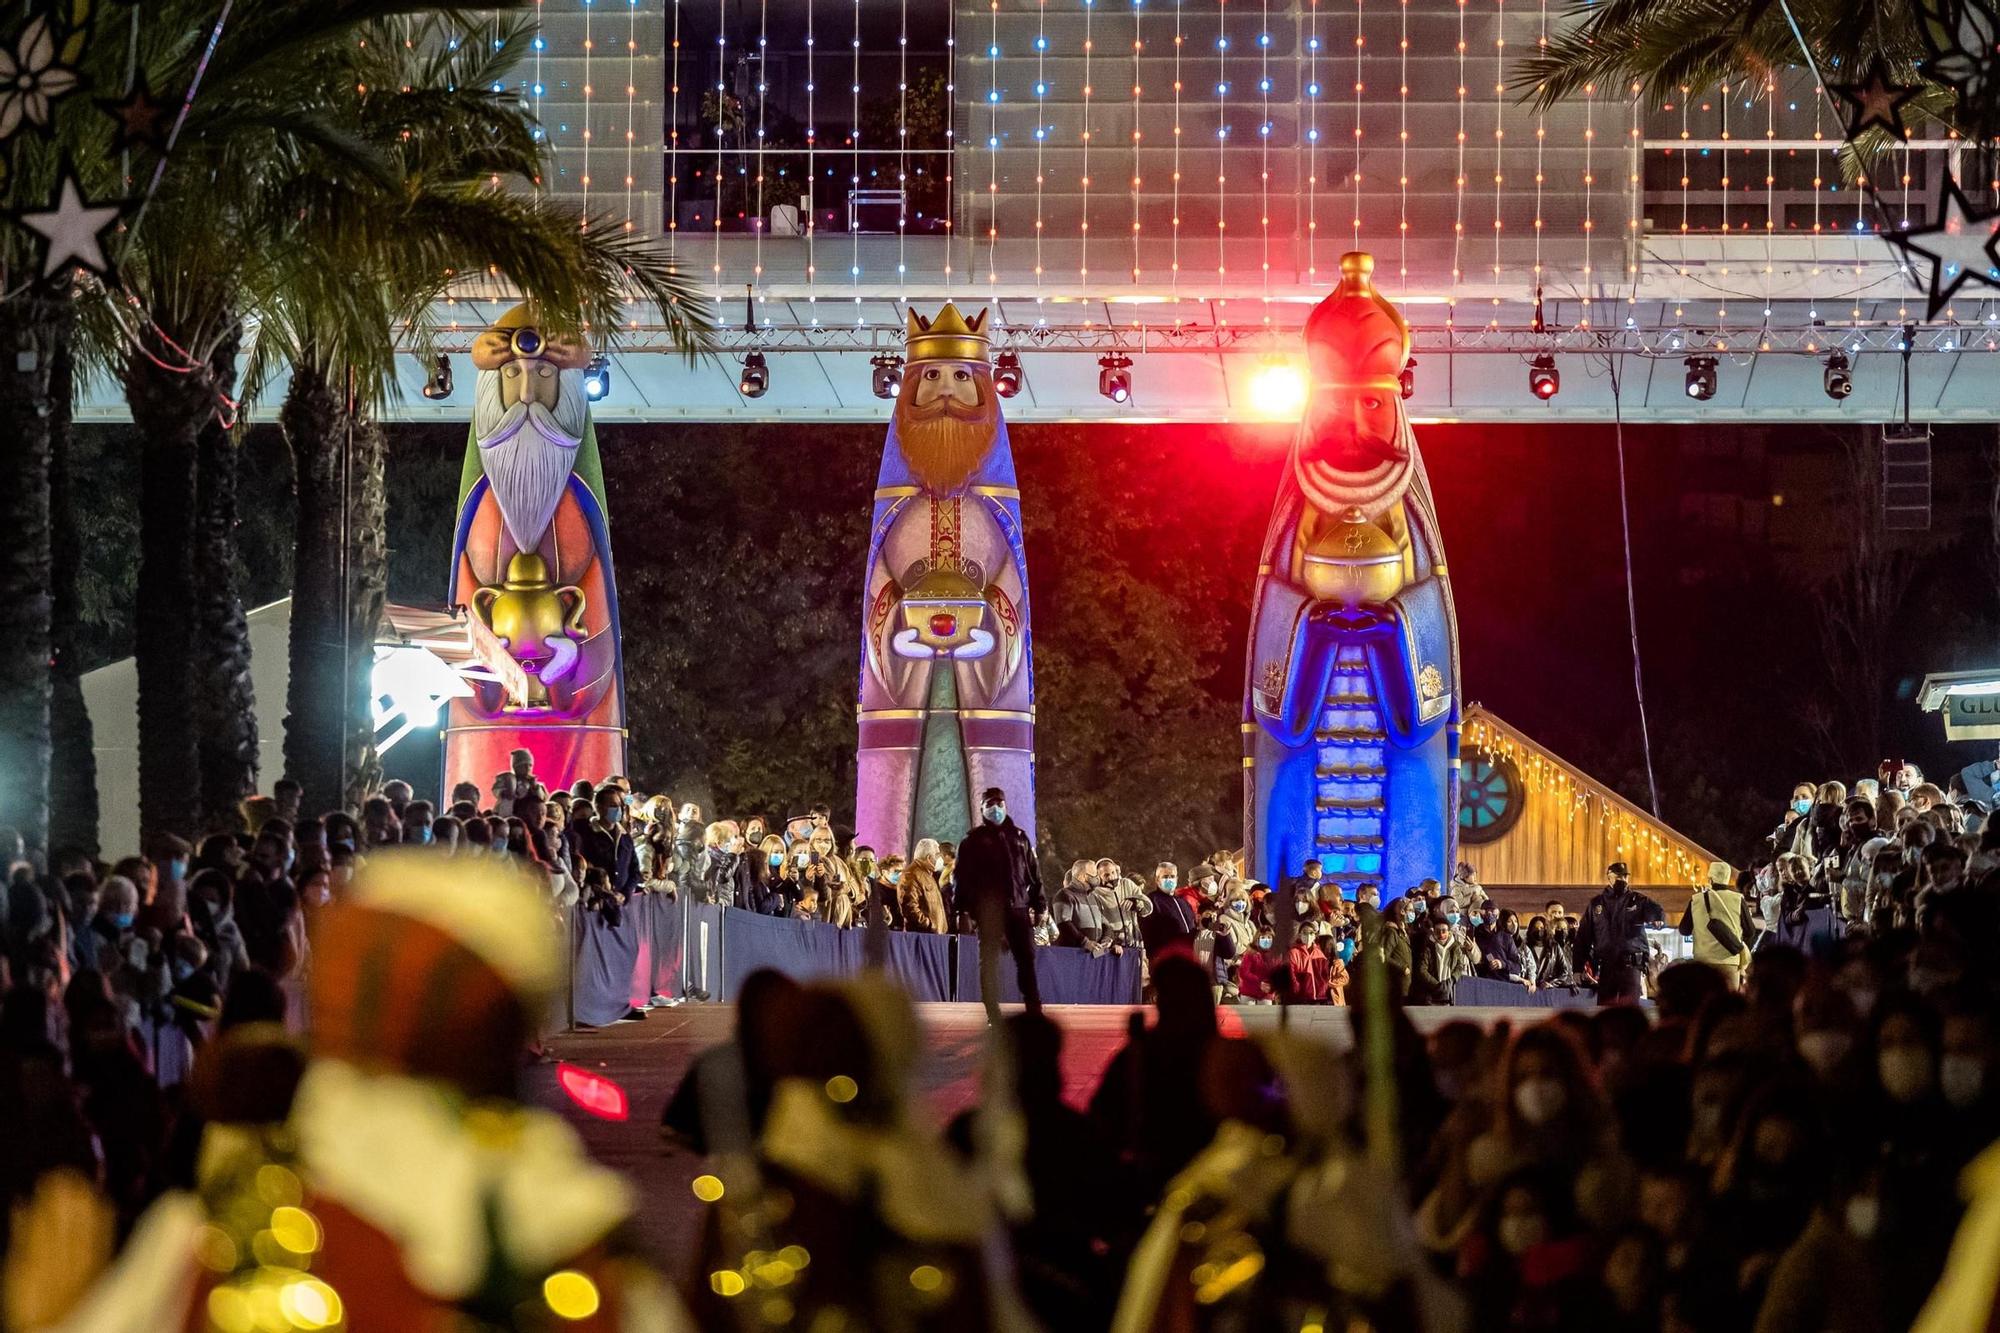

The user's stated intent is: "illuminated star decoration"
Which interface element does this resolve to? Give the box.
[96,76,172,155]
[13,172,124,279]
[1916,0,2000,138]
[1884,169,2000,319]
[1829,59,1920,141]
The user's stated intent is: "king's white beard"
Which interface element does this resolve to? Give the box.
[474,367,590,554]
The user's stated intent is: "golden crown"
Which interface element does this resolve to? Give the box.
[905,303,990,365]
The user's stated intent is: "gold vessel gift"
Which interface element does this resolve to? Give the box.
[1298,505,1406,609]
[898,563,989,654]
[471,553,587,710]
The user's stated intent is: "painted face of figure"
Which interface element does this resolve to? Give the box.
[896,361,999,494]
[473,346,590,554]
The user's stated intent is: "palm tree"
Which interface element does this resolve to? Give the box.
[110,2,471,841]
[249,20,709,816]
[1520,0,1942,131]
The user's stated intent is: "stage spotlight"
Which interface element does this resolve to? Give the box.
[1683,354,1717,401]
[1098,354,1133,404]
[870,353,903,399]
[583,353,612,402]
[420,353,452,400]
[738,350,769,398]
[1528,353,1560,400]
[1249,358,1308,418]
[993,349,1024,398]
[1822,349,1852,400]
[1399,355,1416,400]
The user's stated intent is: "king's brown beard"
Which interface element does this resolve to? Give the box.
[896,380,999,495]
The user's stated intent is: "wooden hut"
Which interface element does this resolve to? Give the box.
[1457,705,1719,919]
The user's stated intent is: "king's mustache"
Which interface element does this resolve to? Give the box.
[904,397,990,424]
[480,399,582,449]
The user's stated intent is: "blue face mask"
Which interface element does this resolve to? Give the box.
[1229,899,1246,913]
[1161,878,1178,892]
[604,808,623,824]
[1337,939,1356,963]
[168,857,188,881]
[415,827,434,845]
[1794,798,1813,815]
[109,911,135,930]
[1445,912,1461,925]
[769,853,784,867]
[983,804,1005,824]
[1257,936,1273,949]
[1411,899,1428,916]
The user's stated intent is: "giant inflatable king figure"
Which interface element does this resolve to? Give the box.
[444,306,625,793]
[855,305,1035,854]
[1244,253,1460,894]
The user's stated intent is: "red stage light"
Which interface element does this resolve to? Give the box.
[557,1063,630,1121]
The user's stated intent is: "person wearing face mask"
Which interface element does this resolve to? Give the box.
[743,833,792,916]
[1052,861,1116,953]
[575,786,640,899]
[954,786,1045,1023]
[1471,904,1528,988]
[1410,917,1461,1005]
[1139,861,1199,964]
[1771,782,1818,853]
[1236,926,1285,1003]
[897,837,950,933]
[1576,862,1666,1005]
[1459,1169,1596,1332]
[1355,893,1414,998]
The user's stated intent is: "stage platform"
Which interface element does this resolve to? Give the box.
[525,1000,1574,1271]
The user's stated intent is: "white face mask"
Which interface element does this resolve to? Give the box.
[1941,1054,1986,1109]
[1513,1077,1568,1127]
[1798,1030,1853,1077]
[1844,1194,1880,1240]
[1878,1048,1934,1104]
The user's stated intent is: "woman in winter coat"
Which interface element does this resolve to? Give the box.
[699,821,753,907]
[745,833,793,915]
[802,828,861,926]
[673,804,706,898]
[898,838,951,933]
[1213,879,1259,999]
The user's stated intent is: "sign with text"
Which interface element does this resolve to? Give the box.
[1944,691,2000,741]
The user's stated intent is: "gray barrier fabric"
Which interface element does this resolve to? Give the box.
[565,894,1139,1021]
[1454,976,1600,1008]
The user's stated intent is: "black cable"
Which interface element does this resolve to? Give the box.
[1607,354,1662,818]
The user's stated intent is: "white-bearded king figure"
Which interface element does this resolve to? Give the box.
[855,305,1036,855]
[445,305,626,794]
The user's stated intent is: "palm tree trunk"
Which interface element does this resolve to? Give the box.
[48,325,98,856]
[0,296,65,861]
[281,362,385,817]
[192,329,257,831]
[125,341,215,843]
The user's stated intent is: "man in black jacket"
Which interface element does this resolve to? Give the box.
[956,786,1045,1023]
[1576,861,1665,1004]
[577,786,640,898]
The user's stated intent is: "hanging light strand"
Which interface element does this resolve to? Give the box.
[1304,0,1320,280]
[897,0,909,291]
[711,0,727,297]
[1397,0,1407,287]
[849,0,861,310]
[1082,0,1095,287]
[668,0,683,236]
[1530,0,1544,286]
[1170,0,1183,291]
[985,0,999,285]
[1130,0,1144,282]
[1489,0,1503,326]
[1350,0,1362,251]
[806,0,818,298]
[623,0,639,235]
[1450,0,1466,324]
[581,0,594,226]
[752,0,771,285]
[1258,0,1271,300]
[1034,0,1047,291]
[1216,0,1229,283]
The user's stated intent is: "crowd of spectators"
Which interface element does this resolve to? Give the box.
[6,745,2000,1331]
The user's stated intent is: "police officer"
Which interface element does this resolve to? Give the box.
[1575,860,1665,1004]
[956,785,1046,1023]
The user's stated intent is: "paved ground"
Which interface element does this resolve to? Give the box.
[523,1001,1557,1274]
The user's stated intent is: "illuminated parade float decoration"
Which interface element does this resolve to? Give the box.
[1244,253,1461,894]
[444,306,626,793]
[855,305,1035,855]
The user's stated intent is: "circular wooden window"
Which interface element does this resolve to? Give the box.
[1458,751,1524,844]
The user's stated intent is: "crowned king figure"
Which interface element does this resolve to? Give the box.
[855,305,1036,855]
